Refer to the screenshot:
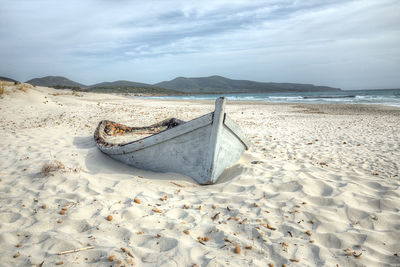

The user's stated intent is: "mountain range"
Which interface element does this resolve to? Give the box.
[155,75,340,93]
[2,75,341,93]
[24,76,155,89]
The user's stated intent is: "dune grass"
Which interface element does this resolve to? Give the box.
[16,83,32,92]
[0,81,8,95]
[0,82,33,96]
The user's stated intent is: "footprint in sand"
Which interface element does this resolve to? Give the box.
[138,236,178,252]
[302,180,333,196]
[275,181,302,192]
[122,207,146,219]
[165,208,189,220]
[0,212,22,223]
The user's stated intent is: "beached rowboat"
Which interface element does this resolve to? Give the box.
[94,97,249,184]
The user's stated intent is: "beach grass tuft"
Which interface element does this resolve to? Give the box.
[16,83,32,92]
[41,160,66,176]
[0,81,9,96]
[0,81,33,95]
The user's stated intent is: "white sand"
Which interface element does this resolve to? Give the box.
[1,83,399,266]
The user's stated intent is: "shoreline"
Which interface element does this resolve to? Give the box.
[129,95,400,115]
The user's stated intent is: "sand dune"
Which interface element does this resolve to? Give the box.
[0,83,399,266]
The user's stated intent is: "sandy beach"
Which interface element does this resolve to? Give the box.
[1,82,400,266]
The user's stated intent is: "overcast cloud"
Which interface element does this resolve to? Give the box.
[0,0,399,89]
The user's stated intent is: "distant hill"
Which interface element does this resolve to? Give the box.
[0,76,19,83]
[24,76,154,90]
[23,74,341,94]
[89,86,184,95]
[89,80,183,95]
[155,75,341,93]
[26,76,86,88]
[91,80,152,88]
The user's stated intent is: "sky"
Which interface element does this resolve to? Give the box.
[0,0,399,90]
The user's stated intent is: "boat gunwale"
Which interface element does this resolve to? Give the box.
[96,113,214,155]
[95,112,250,156]
[94,99,249,157]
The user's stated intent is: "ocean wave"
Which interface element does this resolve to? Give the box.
[137,89,400,107]
[268,96,303,99]
[303,95,356,99]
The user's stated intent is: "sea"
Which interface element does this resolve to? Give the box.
[141,89,400,107]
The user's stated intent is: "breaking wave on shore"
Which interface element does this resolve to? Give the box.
[142,89,400,107]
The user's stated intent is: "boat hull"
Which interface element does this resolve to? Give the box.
[94,98,249,184]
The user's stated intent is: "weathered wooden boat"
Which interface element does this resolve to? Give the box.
[94,97,249,184]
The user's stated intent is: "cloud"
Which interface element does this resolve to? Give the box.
[0,0,399,89]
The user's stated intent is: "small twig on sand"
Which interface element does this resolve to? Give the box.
[58,246,94,255]
[224,238,233,244]
[211,212,220,221]
[170,181,184,188]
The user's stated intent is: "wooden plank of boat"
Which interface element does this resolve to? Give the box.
[94,97,249,184]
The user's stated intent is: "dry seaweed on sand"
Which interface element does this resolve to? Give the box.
[41,160,65,176]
